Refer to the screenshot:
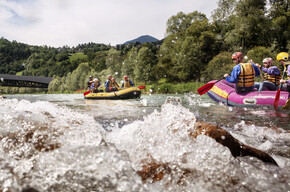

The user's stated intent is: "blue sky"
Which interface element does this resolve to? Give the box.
[0,0,219,47]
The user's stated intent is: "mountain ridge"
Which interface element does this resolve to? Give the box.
[123,35,159,44]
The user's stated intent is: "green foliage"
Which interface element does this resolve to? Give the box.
[69,52,88,62]
[48,77,61,92]
[246,46,272,64]
[202,52,233,82]
[148,82,204,94]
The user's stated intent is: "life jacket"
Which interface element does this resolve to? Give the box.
[111,81,118,88]
[105,80,114,91]
[237,62,255,88]
[123,80,132,88]
[264,66,281,85]
[87,80,93,88]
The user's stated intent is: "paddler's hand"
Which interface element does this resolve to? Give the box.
[224,74,229,78]
[280,80,287,84]
[256,64,261,68]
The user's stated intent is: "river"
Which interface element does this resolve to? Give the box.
[0,93,289,191]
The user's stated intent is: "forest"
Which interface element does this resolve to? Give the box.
[0,0,289,94]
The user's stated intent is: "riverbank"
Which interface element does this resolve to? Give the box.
[0,82,204,95]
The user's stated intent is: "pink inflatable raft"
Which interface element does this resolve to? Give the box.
[206,80,290,107]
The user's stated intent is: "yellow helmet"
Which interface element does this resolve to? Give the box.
[276,52,289,61]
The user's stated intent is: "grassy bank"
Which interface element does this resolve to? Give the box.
[136,82,204,94]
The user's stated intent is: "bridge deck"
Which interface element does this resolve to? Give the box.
[0,74,53,88]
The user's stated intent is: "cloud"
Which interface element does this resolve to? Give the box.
[0,0,218,47]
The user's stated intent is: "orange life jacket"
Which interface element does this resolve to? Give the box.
[264,66,281,85]
[237,63,255,88]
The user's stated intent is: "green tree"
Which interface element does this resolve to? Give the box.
[48,77,61,92]
[202,52,233,81]
[122,47,138,79]
[246,46,272,64]
[225,0,270,51]
[268,0,290,52]
[105,48,123,79]
[134,47,158,83]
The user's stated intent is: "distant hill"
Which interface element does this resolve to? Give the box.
[124,35,159,44]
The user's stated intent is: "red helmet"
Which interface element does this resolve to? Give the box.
[232,52,243,61]
[124,75,128,80]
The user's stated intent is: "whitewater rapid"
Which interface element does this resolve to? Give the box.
[0,94,289,191]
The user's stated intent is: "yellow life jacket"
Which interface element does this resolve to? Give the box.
[124,80,132,88]
[237,62,255,88]
[111,81,118,88]
[264,66,281,85]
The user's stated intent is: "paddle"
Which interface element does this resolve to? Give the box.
[138,85,146,89]
[198,77,225,95]
[274,68,286,110]
[83,90,91,96]
[77,89,85,91]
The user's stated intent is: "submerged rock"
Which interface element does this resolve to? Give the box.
[189,121,278,166]
[137,121,278,183]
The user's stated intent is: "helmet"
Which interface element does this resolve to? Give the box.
[89,75,93,78]
[124,75,128,80]
[276,52,288,61]
[267,58,273,65]
[263,58,273,65]
[232,52,243,60]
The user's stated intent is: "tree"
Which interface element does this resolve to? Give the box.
[268,0,290,52]
[48,77,61,92]
[225,0,270,51]
[134,47,158,83]
[202,52,233,81]
[122,47,138,79]
[105,48,123,79]
[246,46,272,64]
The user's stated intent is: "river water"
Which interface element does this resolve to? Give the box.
[0,93,289,191]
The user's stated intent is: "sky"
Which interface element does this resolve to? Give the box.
[0,0,219,47]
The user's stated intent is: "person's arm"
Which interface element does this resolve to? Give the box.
[121,82,124,88]
[261,67,268,73]
[267,66,281,75]
[130,80,135,87]
[251,63,260,77]
[105,81,109,88]
[226,65,240,83]
[287,65,290,84]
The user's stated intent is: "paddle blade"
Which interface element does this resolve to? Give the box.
[138,85,146,89]
[197,82,215,95]
[83,90,91,96]
[77,89,85,91]
[274,89,281,110]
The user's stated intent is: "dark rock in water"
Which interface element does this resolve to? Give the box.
[22,187,39,192]
[137,121,278,183]
[190,121,278,166]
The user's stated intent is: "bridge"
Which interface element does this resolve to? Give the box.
[0,74,53,88]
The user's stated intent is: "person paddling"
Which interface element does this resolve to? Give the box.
[121,75,135,88]
[255,58,281,92]
[277,52,290,92]
[111,78,119,89]
[224,52,260,93]
[90,78,103,93]
[87,75,94,90]
[105,75,118,92]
